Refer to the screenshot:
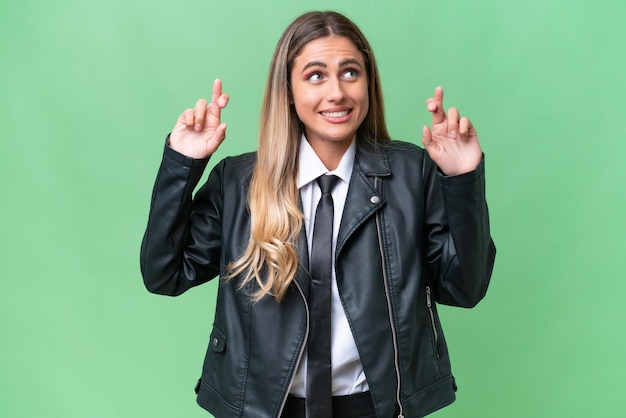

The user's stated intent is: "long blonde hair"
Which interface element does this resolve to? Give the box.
[228,11,391,301]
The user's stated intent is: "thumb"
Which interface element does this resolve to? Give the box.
[421,125,433,148]
[205,123,228,155]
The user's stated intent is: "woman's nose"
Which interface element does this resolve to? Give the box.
[326,77,346,101]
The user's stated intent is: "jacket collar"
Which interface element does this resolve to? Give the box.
[354,137,391,178]
[293,137,392,295]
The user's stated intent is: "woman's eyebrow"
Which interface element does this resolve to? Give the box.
[300,58,364,74]
[301,61,326,74]
[338,58,363,68]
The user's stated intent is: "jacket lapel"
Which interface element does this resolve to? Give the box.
[294,139,391,295]
[336,139,391,257]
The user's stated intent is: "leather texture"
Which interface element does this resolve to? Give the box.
[140,137,496,418]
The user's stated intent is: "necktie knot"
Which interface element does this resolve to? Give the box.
[317,174,339,195]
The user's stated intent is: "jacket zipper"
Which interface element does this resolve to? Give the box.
[374,177,404,418]
[425,286,441,359]
[277,280,309,417]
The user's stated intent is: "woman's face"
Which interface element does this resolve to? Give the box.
[290,35,369,152]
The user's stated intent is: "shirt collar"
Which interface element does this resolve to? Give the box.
[296,135,356,189]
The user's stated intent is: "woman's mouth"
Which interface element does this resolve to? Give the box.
[320,110,351,119]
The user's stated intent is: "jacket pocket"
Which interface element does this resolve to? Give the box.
[426,286,441,359]
[209,326,226,353]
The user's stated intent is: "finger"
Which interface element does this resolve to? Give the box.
[215,123,227,142]
[447,107,460,139]
[217,93,229,109]
[465,117,477,140]
[182,108,195,130]
[468,117,476,136]
[207,102,221,128]
[459,117,470,141]
[427,86,445,125]
[421,125,433,147]
[212,79,223,105]
[209,79,224,125]
[206,123,228,154]
[193,99,208,131]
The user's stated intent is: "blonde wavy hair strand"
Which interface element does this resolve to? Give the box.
[228,11,390,301]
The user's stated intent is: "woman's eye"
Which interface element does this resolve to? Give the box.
[307,73,324,82]
[343,69,359,79]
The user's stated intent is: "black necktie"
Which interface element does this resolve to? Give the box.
[306,174,339,418]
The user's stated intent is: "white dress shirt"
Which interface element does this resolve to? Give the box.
[289,136,370,396]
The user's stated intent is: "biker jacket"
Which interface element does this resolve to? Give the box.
[140,137,496,418]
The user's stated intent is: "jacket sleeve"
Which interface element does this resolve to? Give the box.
[140,142,224,296]
[423,154,496,308]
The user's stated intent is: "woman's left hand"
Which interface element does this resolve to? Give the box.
[421,87,483,176]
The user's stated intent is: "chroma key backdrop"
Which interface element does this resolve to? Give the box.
[1,0,625,417]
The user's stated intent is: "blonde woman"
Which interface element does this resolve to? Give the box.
[141,10,495,418]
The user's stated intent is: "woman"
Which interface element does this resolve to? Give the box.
[141,10,496,418]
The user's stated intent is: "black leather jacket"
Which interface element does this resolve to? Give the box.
[140,138,496,418]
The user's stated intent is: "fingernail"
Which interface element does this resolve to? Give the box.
[449,131,458,139]
[218,98,226,107]
[194,124,202,131]
[428,103,436,111]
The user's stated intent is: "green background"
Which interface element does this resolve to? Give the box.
[2,0,625,416]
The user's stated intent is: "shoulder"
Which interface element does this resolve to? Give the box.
[221,151,257,166]
[355,137,438,187]
[207,152,257,191]
[386,139,426,159]
[359,137,424,155]
[358,137,428,167]
[387,141,433,174]
[211,151,257,181]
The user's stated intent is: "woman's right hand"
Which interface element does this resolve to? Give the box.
[169,79,229,159]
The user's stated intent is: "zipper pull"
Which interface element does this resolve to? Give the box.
[426,286,432,307]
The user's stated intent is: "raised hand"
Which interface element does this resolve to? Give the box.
[169,79,229,159]
[421,87,482,176]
